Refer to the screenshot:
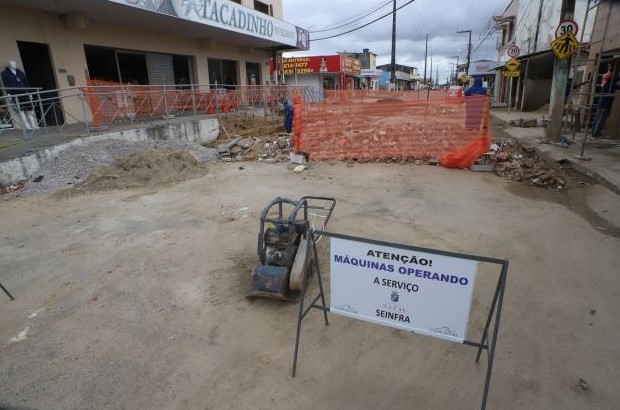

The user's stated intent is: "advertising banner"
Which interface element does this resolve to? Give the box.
[272,55,342,75]
[360,69,383,77]
[109,0,309,49]
[342,56,361,75]
[330,237,478,343]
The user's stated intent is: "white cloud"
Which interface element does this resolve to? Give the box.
[282,0,508,82]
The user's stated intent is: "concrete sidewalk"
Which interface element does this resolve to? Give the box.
[491,108,620,196]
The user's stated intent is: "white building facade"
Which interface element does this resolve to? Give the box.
[494,0,594,110]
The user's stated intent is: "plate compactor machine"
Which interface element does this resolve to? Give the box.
[248,196,336,302]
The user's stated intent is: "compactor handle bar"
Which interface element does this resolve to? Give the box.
[259,197,308,226]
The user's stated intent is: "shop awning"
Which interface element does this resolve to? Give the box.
[5,0,308,51]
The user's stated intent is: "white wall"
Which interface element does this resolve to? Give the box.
[283,74,321,88]
[498,0,595,64]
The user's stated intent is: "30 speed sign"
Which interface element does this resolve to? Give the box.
[556,19,578,38]
[507,45,520,57]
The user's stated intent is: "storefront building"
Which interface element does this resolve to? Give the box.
[376,64,418,90]
[271,54,362,89]
[0,0,309,124]
[468,60,498,91]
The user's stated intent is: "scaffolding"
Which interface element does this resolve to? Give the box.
[566,0,618,157]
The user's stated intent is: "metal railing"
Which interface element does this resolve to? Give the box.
[0,84,325,139]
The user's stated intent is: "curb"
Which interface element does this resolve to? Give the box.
[490,113,620,195]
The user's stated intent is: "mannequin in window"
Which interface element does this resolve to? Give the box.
[1,60,39,129]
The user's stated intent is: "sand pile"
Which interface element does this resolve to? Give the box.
[75,148,208,192]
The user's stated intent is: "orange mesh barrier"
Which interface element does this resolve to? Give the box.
[293,94,303,153]
[82,79,125,128]
[82,80,245,124]
[299,90,490,164]
[440,96,491,168]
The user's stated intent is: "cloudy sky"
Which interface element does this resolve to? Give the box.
[282,0,510,83]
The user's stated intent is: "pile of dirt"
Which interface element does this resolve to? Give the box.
[74,148,208,192]
[493,138,566,189]
[220,112,286,138]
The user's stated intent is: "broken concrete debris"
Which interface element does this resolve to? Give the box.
[509,117,549,128]
[492,138,565,188]
[218,133,292,163]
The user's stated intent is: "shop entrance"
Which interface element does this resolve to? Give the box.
[208,58,238,88]
[84,45,194,87]
[245,62,261,85]
[17,40,64,126]
[323,76,336,90]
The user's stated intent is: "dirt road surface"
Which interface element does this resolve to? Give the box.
[1,161,619,409]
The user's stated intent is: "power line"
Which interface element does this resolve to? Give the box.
[471,0,534,56]
[311,1,393,33]
[311,0,417,42]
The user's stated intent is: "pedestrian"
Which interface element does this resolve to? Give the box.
[283,99,294,133]
[464,77,487,96]
[592,70,618,137]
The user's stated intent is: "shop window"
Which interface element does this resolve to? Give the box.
[118,50,149,85]
[208,58,238,88]
[254,0,271,15]
[85,45,194,86]
[173,55,193,87]
[85,45,120,82]
[246,62,261,85]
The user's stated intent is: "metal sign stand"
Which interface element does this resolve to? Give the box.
[291,230,508,410]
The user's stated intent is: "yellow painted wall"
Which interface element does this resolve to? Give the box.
[0,5,282,122]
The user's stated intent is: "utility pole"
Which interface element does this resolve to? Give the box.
[457,29,472,77]
[430,54,433,86]
[533,0,545,53]
[548,0,576,141]
[390,0,397,90]
[423,34,428,85]
[436,66,439,86]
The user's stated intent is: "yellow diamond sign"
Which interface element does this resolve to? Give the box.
[505,57,520,71]
[550,31,579,60]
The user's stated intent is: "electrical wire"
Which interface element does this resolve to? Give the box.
[471,0,534,55]
[311,0,417,41]
[311,0,393,33]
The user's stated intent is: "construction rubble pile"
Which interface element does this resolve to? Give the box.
[508,117,550,128]
[216,132,442,165]
[492,138,566,189]
[216,124,565,190]
[218,133,293,163]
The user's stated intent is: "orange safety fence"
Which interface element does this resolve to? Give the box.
[81,81,313,127]
[298,90,491,168]
[81,79,247,125]
[293,94,303,153]
[440,95,491,169]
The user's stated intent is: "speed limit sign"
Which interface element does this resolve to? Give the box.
[556,19,578,38]
[507,45,520,57]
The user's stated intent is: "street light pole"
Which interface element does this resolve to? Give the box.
[457,30,472,78]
